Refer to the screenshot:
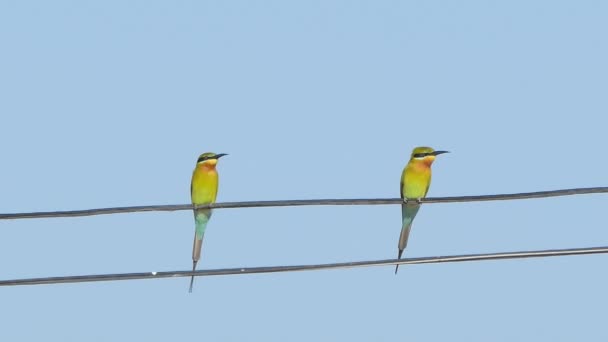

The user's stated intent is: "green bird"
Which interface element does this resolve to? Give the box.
[189,152,227,293]
[395,146,448,274]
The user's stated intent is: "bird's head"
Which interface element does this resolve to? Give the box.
[196,152,228,168]
[409,146,449,166]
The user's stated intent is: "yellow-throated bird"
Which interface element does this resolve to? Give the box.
[189,152,227,292]
[395,146,448,274]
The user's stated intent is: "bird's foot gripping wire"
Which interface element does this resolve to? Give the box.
[403,198,423,205]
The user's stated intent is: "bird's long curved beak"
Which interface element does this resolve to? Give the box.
[431,150,449,156]
[215,153,228,159]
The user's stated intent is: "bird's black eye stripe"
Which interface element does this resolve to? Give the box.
[413,153,427,158]
[197,156,208,163]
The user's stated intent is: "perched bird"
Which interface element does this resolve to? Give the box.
[189,152,227,292]
[395,146,448,274]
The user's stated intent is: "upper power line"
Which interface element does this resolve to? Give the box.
[0,186,606,220]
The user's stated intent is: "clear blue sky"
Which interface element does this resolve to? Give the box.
[1,1,607,340]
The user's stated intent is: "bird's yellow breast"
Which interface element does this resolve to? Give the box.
[191,165,219,205]
[401,161,432,199]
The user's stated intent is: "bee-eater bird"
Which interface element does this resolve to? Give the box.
[189,152,227,292]
[395,146,448,274]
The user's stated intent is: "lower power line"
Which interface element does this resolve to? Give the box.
[1,245,607,287]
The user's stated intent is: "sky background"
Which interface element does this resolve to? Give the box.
[1,0,607,340]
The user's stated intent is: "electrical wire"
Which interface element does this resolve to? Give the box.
[2,245,607,287]
[0,186,606,220]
